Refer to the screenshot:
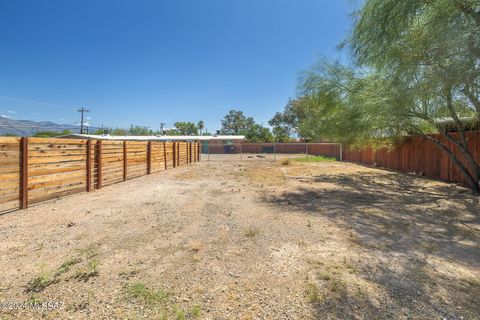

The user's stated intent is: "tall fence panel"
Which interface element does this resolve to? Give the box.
[126,141,148,179]
[28,138,88,205]
[343,131,480,188]
[101,141,125,187]
[0,138,200,213]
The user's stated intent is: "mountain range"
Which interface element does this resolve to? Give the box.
[0,116,99,136]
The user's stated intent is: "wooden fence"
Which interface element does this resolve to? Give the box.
[0,137,200,212]
[343,131,480,188]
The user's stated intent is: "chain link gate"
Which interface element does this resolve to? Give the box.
[200,143,342,162]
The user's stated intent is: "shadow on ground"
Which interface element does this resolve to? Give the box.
[265,171,480,319]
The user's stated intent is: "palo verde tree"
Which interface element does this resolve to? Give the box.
[351,0,480,191]
[296,0,480,191]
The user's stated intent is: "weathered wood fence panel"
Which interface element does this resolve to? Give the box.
[343,131,480,188]
[0,138,200,212]
[28,138,88,205]
[0,137,21,212]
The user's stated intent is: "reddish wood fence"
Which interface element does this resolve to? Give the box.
[0,138,200,212]
[343,131,480,188]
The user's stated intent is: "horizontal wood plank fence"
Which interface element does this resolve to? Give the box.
[343,131,480,188]
[0,137,200,212]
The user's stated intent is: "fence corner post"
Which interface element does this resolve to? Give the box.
[20,137,29,209]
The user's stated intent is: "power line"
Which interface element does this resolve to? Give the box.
[77,107,89,134]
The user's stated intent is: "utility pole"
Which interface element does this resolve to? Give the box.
[160,122,165,135]
[77,107,89,134]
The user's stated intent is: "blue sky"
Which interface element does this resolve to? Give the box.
[0,0,352,132]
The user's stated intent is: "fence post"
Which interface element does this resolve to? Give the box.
[147,141,152,174]
[339,144,343,161]
[163,142,167,169]
[123,141,127,181]
[20,137,29,209]
[96,140,103,189]
[189,143,192,163]
[173,142,176,168]
[86,139,92,192]
[306,143,309,159]
[207,142,210,161]
[177,143,180,166]
[273,142,276,161]
[198,142,200,161]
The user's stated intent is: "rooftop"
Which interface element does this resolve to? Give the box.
[59,134,246,141]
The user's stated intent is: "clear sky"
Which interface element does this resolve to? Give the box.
[0,0,352,132]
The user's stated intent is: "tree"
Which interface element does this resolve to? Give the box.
[129,126,154,136]
[244,124,274,143]
[350,0,480,191]
[295,1,480,191]
[174,122,198,135]
[111,128,128,136]
[220,110,255,135]
[269,98,308,141]
[197,120,205,135]
[220,110,274,142]
[34,129,72,137]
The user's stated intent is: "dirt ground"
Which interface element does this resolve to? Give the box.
[0,159,479,319]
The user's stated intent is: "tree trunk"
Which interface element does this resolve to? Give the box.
[444,90,480,185]
[423,134,480,192]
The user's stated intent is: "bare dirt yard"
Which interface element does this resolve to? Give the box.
[0,159,479,319]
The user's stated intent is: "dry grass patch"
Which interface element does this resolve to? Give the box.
[243,226,260,238]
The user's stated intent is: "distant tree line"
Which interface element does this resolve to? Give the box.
[94,120,209,137]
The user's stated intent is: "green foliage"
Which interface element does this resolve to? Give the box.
[220,110,255,135]
[220,109,274,142]
[269,99,305,141]
[33,129,72,137]
[129,126,154,136]
[290,0,480,190]
[111,128,128,136]
[294,155,336,162]
[174,122,199,135]
[26,271,56,293]
[243,123,274,142]
[93,129,107,135]
[197,120,205,135]
[124,283,169,305]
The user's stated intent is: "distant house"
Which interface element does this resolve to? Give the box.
[58,134,246,153]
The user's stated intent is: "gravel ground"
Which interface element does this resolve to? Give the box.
[0,159,479,319]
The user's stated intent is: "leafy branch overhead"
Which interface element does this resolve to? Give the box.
[271,0,480,191]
